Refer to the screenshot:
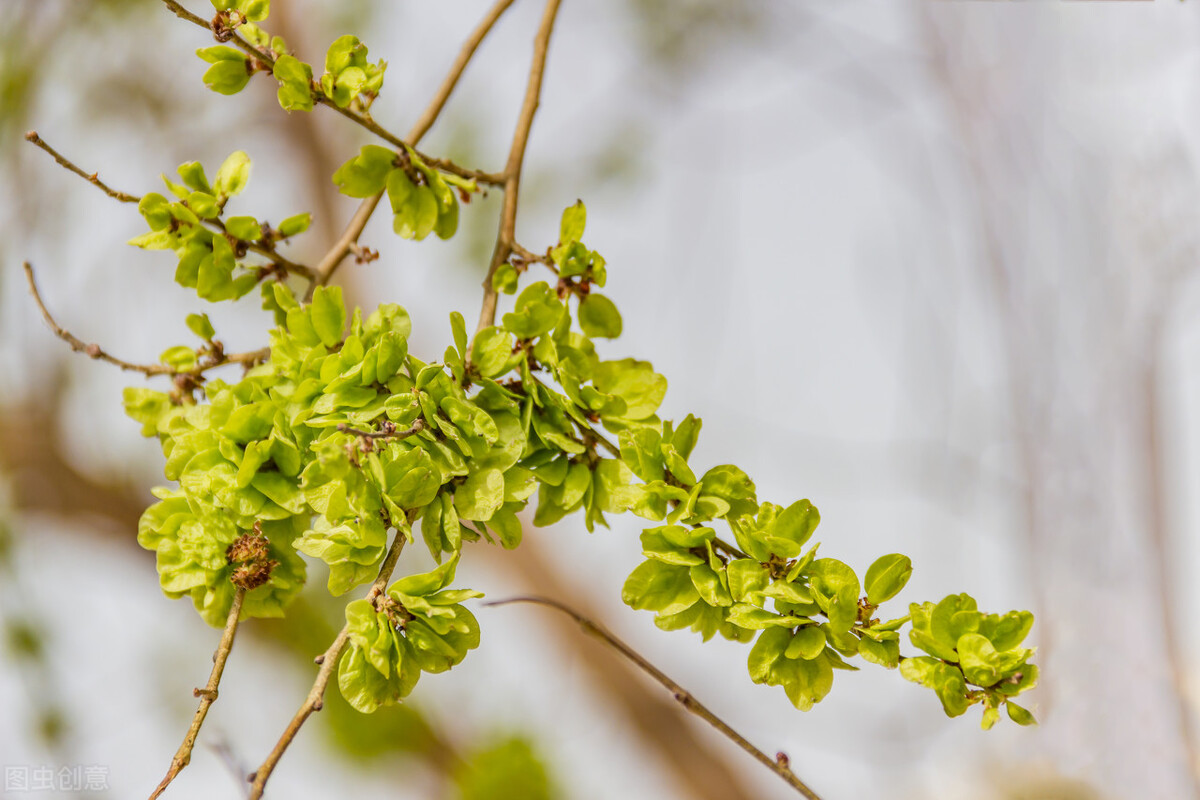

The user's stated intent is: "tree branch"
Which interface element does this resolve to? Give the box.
[24,131,138,203]
[149,587,247,800]
[158,0,502,189]
[486,596,824,800]
[308,0,518,296]
[25,133,316,281]
[246,530,408,799]
[476,0,563,336]
[24,262,268,378]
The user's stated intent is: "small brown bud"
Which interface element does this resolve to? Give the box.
[231,559,278,590]
[226,528,270,565]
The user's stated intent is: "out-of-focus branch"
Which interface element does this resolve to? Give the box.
[501,535,763,800]
[487,595,824,800]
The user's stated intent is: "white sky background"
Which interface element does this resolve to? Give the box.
[4,1,1200,798]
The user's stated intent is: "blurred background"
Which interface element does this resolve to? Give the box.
[0,0,1193,797]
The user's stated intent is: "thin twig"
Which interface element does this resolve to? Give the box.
[24,263,268,378]
[476,0,563,336]
[149,587,247,800]
[337,419,425,441]
[158,0,502,188]
[308,193,383,299]
[309,0,518,295]
[246,531,408,799]
[24,131,138,203]
[487,596,824,800]
[25,134,316,281]
[207,217,317,281]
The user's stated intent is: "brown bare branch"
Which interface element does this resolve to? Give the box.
[476,0,563,336]
[24,131,138,203]
[149,587,247,799]
[24,262,268,378]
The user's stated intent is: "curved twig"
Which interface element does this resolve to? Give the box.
[24,262,268,378]
[485,595,825,800]
[24,131,138,203]
[149,587,247,799]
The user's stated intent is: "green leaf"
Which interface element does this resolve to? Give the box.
[864,553,913,605]
[492,263,520,295]
[592,359,666,421]
[310,285,346,347]
[726,604,796,630]
[622,560,699,615]
[956,633,1002,686]
[470,327,515,379]
[578,294,622,338]
[748,627,789,683]
[137,193,173,230]
[334,145,396,198]
[159,345,198,371]
[176,162,212,193]
[697,465,757,519]
[185,313,216,341]
[214,151,252,198]
[274,53,314,112]
[187,191,219,219]
[200,56,251,95]
[454,468,504,522]
[856,634,900,668]
[392,183,438,240]
[748,628,835,711]
[239,0,269,23]
[501,282,564,339]
[450,311,468,361]
[128,230,174,250]
[726,559,768,601]
[559,200,586,245]
[775,499,819,551]
[325,34,364,75]
[982,610,1034,651]
[225,215,261,241]
[807,558,859,633]
[196,45,244,64]
[1006,701,1037,726]
[785,625,826,660]
[278,212,311,238]
[900,657,970,717]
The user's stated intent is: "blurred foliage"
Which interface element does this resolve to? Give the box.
[0,494,71,752]
[451,736,556,800]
